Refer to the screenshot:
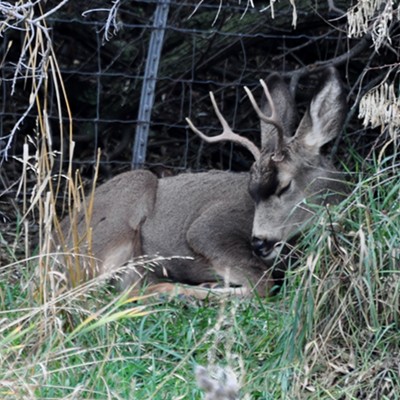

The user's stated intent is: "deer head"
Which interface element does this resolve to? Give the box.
[186,68,347,262]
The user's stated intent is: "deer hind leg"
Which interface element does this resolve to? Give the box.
[100,237,138,288]
[110,220,160,291]
[92,170,159,289]
[60,170,159,289]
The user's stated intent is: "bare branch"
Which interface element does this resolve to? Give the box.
[82,0,122,43]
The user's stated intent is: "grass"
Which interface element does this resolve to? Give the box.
[0,273,284,398]
[1,152,399,399]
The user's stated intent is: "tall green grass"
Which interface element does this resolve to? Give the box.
[277,153,400,399]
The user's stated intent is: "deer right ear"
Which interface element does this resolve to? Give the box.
[260,74,298,150]
[294,68,347,154]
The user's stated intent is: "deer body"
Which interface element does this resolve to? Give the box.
[60,68,347,298]
[72,169,269,294]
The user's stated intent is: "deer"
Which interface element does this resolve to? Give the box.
[58,67,347,299]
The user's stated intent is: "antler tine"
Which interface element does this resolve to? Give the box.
[186,91,261,161]
[244,80,285,162]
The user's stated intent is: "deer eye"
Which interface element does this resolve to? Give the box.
[277,181,292,197]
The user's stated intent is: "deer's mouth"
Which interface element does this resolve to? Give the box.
[252,235,299,262]
[251,237,283,260]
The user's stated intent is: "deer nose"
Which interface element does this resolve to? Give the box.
[251,237,279,259]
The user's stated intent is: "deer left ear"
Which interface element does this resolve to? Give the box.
[294,68,347,153]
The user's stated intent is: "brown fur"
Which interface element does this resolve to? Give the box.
[58,68,347,299]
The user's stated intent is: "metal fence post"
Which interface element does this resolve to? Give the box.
[132,0,170,169]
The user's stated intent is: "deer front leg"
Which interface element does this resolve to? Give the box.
[139,282,250,301]
[186,203,274,297]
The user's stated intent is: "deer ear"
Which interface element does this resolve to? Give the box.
[294,68,347,153]
[260,74,298,150]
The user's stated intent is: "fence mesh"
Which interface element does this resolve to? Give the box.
[0,0,397,186]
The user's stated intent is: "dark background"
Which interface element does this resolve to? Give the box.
[1,0,398,190]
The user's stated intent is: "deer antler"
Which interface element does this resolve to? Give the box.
[186,91,261,161]
[244,80,285,162]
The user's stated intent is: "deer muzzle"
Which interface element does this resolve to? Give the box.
[251,237,280,260]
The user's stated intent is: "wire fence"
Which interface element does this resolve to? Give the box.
[0,0,398,185]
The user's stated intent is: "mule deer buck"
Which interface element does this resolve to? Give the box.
[58,68,347,299]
